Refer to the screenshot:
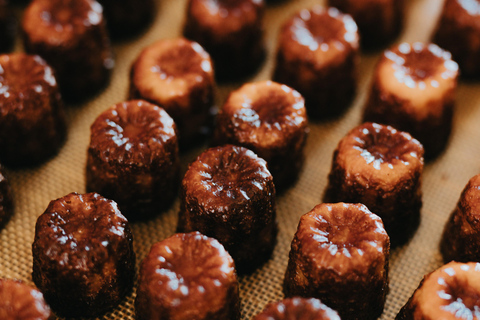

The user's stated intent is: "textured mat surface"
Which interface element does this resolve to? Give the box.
[2,0,479,319]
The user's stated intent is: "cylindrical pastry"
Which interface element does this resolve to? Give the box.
[396,261,480,320]
[32,192,135,318]
[129,38,215,147]
[0,53,66,166]
[273,6,359,119]
[324,122,424,247]
[86,100,179,221]
[0,0,15,53]
[183,0,265,80]
[178,145,276,273]
[441,174,480,263]
[135,232,240,320]
[253,297,341,320]
[284,203,390,320]
[0,164,13,230]
[97,0,155,38]
[328,0,404,48]
[22,0,113,101]
[433,0,480,77]
[212,80,308,190]
[0,279,51,320]
[363,42,459,159]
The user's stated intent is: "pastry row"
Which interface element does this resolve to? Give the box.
[1,187,479,320]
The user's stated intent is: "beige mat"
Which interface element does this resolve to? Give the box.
[2,0,478,319]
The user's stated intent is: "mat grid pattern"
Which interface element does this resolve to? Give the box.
[1,0,479,319]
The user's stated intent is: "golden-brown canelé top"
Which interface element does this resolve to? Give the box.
[278,6,358,69]
[375,42,458,118]
[295,202,389,278]
[335,122,424,189]
[137,232,237,320]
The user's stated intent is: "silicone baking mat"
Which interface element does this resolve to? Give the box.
[2,0,480,319]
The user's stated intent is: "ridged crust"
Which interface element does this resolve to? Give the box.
[441,174,480,263]
[178,145,277,273]
[363,42,458,159]
[325,122,424,247]
[433,0,480,77]
[129,38,214,147]
[396,262,480,320]
[183,0,265,79]
[0,53,66,166]
[32,192,135,318]
[0,165,13,230]
[135,232,240,320]
[284,203,390,320]
[253,297,341,320]
[22,0,113,100]
[87,100,179,220]
[273,6,358,119]
[213,81,308,190]
[0,279,52,320]
[328,0,404,47]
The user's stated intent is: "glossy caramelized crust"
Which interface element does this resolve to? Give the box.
[178,145,276,273]
[183,0,265,80]
[87,100,179,220]
[0,279,52,320]
[325,122,424,247]
[0,165,13,230]
[253,297,341,320]
[284,203,390,320]
[32,192,135,318]
[363,42,459,159]
[0,0,15,53]
[441,174,480,263]
[328,0,404,47]
[396,262,480,320]
[433,0,480,77]
[135,232,240,320]
[0,53,66,166]
[273,6,358,119]
[212,81,308,190]
[97,0,155,38]
[130,38,215,147]
[22,0,113,100]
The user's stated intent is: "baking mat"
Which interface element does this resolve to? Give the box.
[2,0,480,319]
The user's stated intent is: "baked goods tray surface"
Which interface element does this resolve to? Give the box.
[2,0,480,319]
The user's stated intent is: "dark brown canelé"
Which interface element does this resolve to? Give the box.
[363,42,459,160]
[178,145,276,273]
[0,164,13,230]
[0,53,66,166]
[86,100,179,221]
[32,192,135,318]
[253,297,341,320]
[396,261,480,320]
[0,0,15,53]
[433,0,480,77]
[325,122,424,247]
[273,6,359,119]
[96,0,155,39]
[284,203,390,320]
[130,38,215,148]
[328,0,404,48]
[135,232,240,320]
[0,279,52,319]
[22,0,113,101]
[441,174,480,263]
[183,0,265,80]
[212,81,308,190]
